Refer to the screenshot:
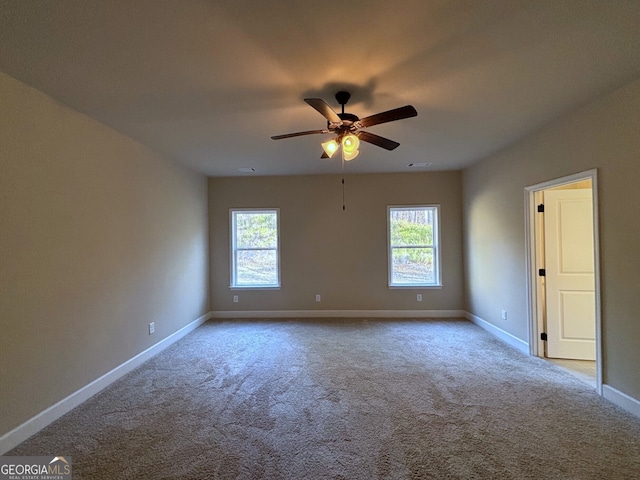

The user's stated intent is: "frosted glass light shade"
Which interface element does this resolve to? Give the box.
[342,134,360,154]
[343,148,359,161]
[321,139,339,158]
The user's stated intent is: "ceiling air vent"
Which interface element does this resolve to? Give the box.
[238,167,256,173]
[407,162,432,168]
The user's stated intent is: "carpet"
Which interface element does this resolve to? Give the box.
[8,318,640,479]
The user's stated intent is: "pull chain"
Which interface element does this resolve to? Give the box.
[342,178,346,211]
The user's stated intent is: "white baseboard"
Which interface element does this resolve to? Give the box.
[210,309,466,319]
[464,311,530,354]
[602,384,640,418]
[0,312,212,455]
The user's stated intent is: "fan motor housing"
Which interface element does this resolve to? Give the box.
[338,112,359,123]
[329,112,360,133]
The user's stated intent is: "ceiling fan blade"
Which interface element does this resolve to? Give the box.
[357,131,400,150]
[304,98,342,123]
[359,105,417,128]
[271,129,329,140]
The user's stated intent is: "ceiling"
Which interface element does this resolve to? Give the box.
[1,1,639,177]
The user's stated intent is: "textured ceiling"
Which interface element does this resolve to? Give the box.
[1,0,639,176]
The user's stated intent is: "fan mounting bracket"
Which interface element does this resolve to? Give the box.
[335,91,351,107]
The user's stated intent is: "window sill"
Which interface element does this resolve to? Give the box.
[388,284,443,289]
[229,286,281,291]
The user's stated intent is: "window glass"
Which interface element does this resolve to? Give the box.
[388,206,440,287]
[231,210,280,288]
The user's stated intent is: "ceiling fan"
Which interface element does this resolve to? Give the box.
[271,91,418,161]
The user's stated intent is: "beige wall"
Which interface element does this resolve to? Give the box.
[209,172,463,312]
[0,73,209,435]
[463,78,640,399]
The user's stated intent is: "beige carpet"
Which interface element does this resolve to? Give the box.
[8,318,640,479]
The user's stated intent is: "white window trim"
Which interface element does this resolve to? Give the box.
[387,204,442,288]
[230,208,281,289]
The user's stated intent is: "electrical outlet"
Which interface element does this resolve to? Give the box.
[149,322,155,335]
[315,294,321,302]
[233,295,239,303]
[417,294,423,302]
[501,310,507,320]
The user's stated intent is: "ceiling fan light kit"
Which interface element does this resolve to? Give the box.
[271,90,417,161]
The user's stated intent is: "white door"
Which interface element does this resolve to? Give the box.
[544,189,596,360]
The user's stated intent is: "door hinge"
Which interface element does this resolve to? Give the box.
[537,204,545,213]
[538,268,546,277]
[540,332,548,341]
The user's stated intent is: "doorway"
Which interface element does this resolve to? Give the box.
[525,170,602,393]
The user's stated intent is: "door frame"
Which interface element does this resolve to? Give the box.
[524,169,602,394]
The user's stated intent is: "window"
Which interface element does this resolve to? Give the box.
[230,209,280,288]
[387,205,441,287]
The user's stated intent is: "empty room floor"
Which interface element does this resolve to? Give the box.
[8,318,640,479]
